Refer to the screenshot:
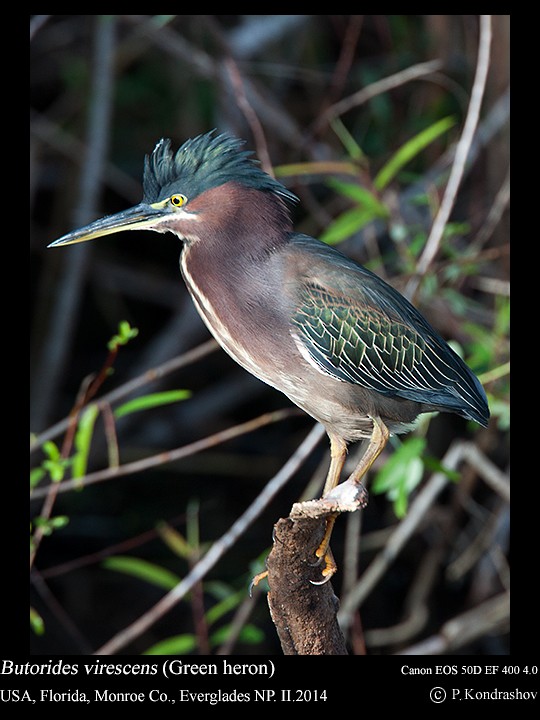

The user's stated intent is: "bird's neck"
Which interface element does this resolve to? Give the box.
[180,185,292,359]
[189,183,293,261]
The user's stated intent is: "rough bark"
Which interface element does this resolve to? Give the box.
[265,481,367,655]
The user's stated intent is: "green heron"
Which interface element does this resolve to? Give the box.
[49,131,489,580]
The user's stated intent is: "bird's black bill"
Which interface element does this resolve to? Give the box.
[48,203,165,247]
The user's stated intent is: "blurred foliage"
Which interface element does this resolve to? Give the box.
[30,15,509,657]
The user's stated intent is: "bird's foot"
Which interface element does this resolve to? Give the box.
[308,512,337,567]
[310,549,337,585]
[292,481,369,520]
[249,570,268,596]
[293,481,368,583]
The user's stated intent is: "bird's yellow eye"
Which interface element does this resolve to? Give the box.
[170,194,187,208]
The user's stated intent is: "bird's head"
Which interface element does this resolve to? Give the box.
[49,131,298,249]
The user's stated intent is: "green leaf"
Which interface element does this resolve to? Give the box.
[408,231,428,258]
[236,624,265,644]
[322,179,389,245]
[205,589,245,627]
[143,634,197,655]
[114,389,192,419]
[320,206,381,245]
[102,555,181,591]
[49,516,70,530]
[442,221,471,239]
[205,580,238,601]
[30,607,45,636]
[423,456,461,482]
[395,456,424,517]
[186,498,201,552]
[43,458,69,483]
[477,361,510,387]
[34,440,71,485]
[374,116,456,191]
[43,440,61,461]
[327,178,388,214]
[108,321,139,351]
[72,404,99,479]
[495,298,510,336]
[156,521,193,560]
[372,437,426,517]
[30,467,46,489]
[210,623,264,647]
[330,117,366,162]
[485,395,510,431]
[33,515,69,535]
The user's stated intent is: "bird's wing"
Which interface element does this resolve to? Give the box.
[292,279,442,399]
[287,235,488,421]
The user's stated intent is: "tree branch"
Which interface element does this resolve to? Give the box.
[266,479,368,654]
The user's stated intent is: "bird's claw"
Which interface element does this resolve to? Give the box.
[307,550,325,567]
[310,552,337,585]
[249,570,268,596]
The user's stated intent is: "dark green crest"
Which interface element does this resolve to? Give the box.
[143,131,298,205]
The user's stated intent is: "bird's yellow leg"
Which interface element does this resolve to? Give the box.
[249,570,268,594]
[322,434,348,496]
[313,434,348,579]
[250,434,349,590]
[314,418,389,581]
[347,416,389,486]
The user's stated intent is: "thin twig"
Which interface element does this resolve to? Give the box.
[37,520,184,580]
[338,440,465,630]
[312,59,443,133]
[94,423,325,654]
[460,443,510,502]
[364,541,445,648]
[395,591,510,655]
[215,589,262,655]
[406,15,493,299]
[446,500,508,583]
[326,16,364,108]
[224,58,273,175]
[30,339,218,453]
[31,408,297,500]
[470,169,510,250]
[30,14,51,40]
[31,570,93,653]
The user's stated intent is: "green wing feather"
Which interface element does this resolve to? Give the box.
[287,234,489,425]
[292,282,429,395]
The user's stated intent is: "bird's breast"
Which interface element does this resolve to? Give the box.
[180,246,300,392]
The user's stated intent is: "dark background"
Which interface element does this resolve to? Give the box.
[30,15,510,656]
